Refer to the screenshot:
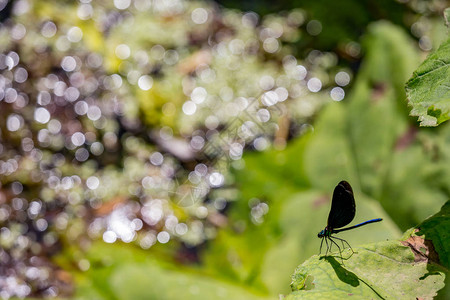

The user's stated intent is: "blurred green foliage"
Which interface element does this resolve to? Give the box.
[406,35,450,125]
[72,20,448,299]
[72,242,272,300]
[215,0,407,51]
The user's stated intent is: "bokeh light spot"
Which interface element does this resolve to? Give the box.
[71,132,85,146]
[306,20,322,36]
[61,56,77,72]
[67,26,83,42]
[182,101,197,115]
[87,106,101,121]
[7,114,24,131]
[307,77,322,92]
[150,152,164,165]
[86,176,100,190]
[103,230,117,243]
[257,109,270,122]
[261,91,278,106]
[157,231,170,244]
[75,148,89,162]
[263,37,279,53]
[14,67,28,83]
[90,142,104,156]
[335,71,350,86]
[138,75,153,90]
[293,65,307,80]
[191,87,207,104]
[114,0,131,10]
[209,172,224,187]
[191,8,208,24]
[115,44,131,59]
[41,21,57,37]
[330,87,345,101]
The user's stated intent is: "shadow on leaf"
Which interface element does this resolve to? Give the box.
[322,256,359,287]
[322,255,388,299]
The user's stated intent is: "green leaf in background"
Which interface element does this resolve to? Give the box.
[287,200,450,299]
[305,21,418,194]
[304,21,450,229]
[109,263,271,300]
[73,242,272,300]
[406,8,450,127]
[406,37,450,126]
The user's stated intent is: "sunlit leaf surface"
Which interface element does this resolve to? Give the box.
[286,200,450,299]
[287,241,445,299]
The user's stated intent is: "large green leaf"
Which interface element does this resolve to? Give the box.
[287,241,445,299]
[286,200,450,299]
[380,133,450,229]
